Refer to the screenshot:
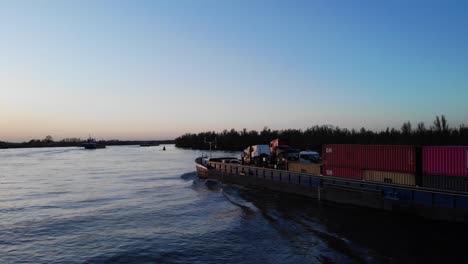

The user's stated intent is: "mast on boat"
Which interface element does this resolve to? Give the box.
[204,138,216,158]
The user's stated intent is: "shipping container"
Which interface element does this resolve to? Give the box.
[322,144,362,168]
[323,144,417,173]
[288,162,321,175]
[422,174,468,193]
[423,146,468,177]
[361,145,417,173]
[363,170,416,186]
[322,166,363,180]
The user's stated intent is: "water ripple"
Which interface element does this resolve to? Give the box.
[1,146,468,264]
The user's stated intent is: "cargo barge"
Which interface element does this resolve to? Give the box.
[195,145,468,222]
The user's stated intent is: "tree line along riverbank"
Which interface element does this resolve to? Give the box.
[175,116,468,152]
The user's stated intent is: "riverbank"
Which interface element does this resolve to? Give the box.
[0,140,174,149]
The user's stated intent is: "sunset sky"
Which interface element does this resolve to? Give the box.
[1,1,467,142]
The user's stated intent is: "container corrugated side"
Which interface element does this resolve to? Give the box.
[423,146,468,177]
[323,144,417,172]
[288,162,321,175]
[322,166,363,180]
[422,174,468,192]
[361,145,416,173]
[322,144,362,168]
[363,170,416,186]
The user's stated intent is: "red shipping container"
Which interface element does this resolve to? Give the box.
[322,166,363,180]
[322,144,363,169]
[361,145,416,173]
[323,144,416,173]
[423,146,468,177]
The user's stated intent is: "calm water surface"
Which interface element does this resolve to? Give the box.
[1,145,467,263]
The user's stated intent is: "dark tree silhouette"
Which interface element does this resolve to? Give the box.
[417,122,426,133]
[43,135,54,143]
[401,121,412,135]
[441,115,449,132]
[175,115,467,152]
[433,116,442,132]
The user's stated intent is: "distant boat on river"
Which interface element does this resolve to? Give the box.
[82,137,106,149]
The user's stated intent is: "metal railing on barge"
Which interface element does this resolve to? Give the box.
[208,161,468,211]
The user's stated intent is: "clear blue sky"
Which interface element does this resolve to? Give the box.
[1,0,467,141]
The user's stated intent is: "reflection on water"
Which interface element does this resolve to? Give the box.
[1,146,467,263]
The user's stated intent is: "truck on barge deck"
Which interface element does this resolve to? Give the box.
[194,157,468,222]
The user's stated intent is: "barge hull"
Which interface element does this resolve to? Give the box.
[201,162,468,222]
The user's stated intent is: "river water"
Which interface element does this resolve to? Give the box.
[1,145,467,263]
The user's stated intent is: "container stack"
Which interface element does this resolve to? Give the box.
[322,144,363,179]
[422,146,468,192]
[322,144,418,185]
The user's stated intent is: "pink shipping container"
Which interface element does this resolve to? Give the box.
[323,144,417,173]
[423,146,468,177]
[322,166,363,180]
